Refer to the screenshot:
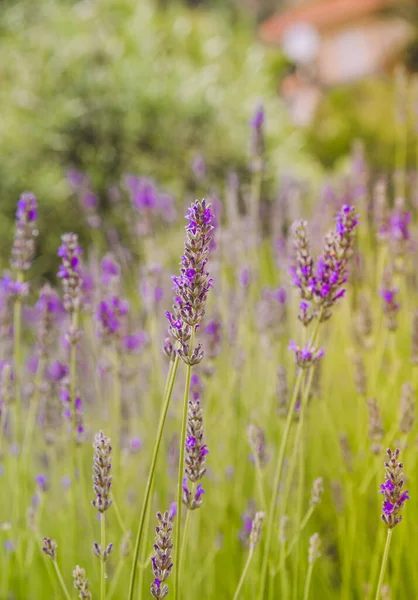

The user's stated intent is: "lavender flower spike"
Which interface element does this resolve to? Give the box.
[57,233,83,314]
[92,431,112,513]
[150,510,174,600]
[73,565,92,599]
[380,448,409,529]
[166,199,214,365]
[10,192,38,272]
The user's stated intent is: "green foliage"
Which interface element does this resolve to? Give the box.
[0,0,314,273]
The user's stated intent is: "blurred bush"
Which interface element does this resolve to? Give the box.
[0,0,314,275]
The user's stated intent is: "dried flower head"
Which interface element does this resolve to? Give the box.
[73,565,92,599]
[308,533,321,564]
[150,510,174,600]
[249,511,265,550]
[310,477,324,505]
[92,431,112,513]
[248,425,268,468]
[380,448,409,529]
[57,233,83,313]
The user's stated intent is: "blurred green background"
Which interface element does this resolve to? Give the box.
[0,0,417,273]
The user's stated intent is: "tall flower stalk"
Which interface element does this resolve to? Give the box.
[57,233,83,476]
[128,199,213,600]
[92,431,113,600]
[375,448,409,600]
[259,205,358,599]
[166,199,214,600]
[10,192,38,440]
[232,512,264,600]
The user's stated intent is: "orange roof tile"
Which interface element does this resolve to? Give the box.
[259,0,397,44]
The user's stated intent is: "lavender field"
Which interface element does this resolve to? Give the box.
[1,2,418,600]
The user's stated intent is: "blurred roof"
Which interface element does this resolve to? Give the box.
[259,0,397,44]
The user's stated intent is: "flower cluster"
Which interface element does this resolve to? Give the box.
[166,199,214,365]
[291,205,358,324]
[380,448,409,529]
[73,565,92,599]
[380,286,400,332]
[308,533,321,564]
[183,378,209,510]
[248,425,268,468]
[150,510,174,600]
[92,431,112,513]
[96,296,129,342]
[249,511,265,551]
[57,233,83,313]
[10,192,38,272]
[42,537,57,560]
[289,340,324,369]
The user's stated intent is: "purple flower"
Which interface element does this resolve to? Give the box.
[250,104,265,130]
[46,361,68,382]
[35,474,48,492]
[168,502,177,519]
[129,437,142,453]
[101,255,120,284]
[289,340,324,369]
[239,266,250,287]
[380,448,410,529]
[195,484,205,501]
[123,331,148,352]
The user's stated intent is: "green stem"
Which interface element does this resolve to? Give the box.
[302,562,314,600]
[179,506,192,577]
[101,513,106,600]
[52,560,72,600]
[128,354,180,600]
[258,368,304,599]
[259,316,322,599]
[174,335,194,600]
[232,548,254,600]
[375,529,393,600]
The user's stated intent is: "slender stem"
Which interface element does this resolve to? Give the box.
[128,354,180,600]
[138,477,155,600]
[302,562,314,600]
[52,560,72,600]
[258,368,304,599]
[101,513,106,600]
[179,506,192,577]
[375,529,393,600]
[174,333,194,600]
[112,496,127,534]
[232,548,254,600]
[70,308,79,479]
[259,316,322,600]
